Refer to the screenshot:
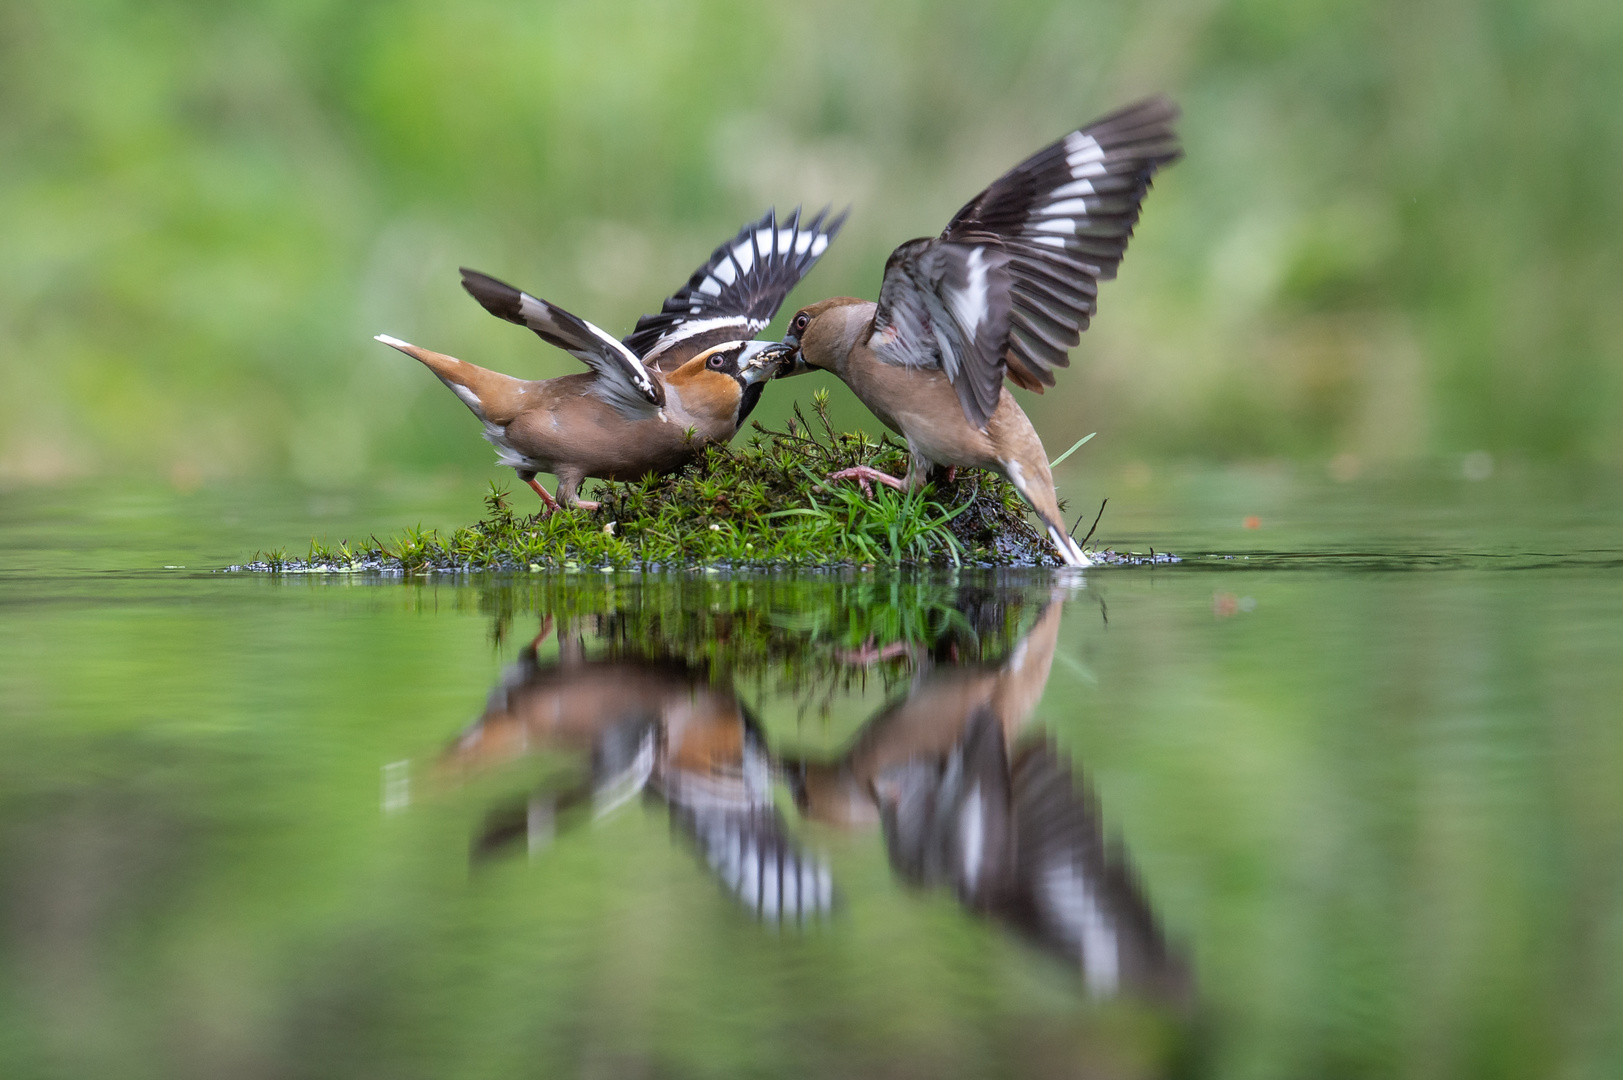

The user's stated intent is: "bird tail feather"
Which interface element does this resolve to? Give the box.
[1046,524,1092,568]
[374,335,527,424]
[1004,458,1093,568]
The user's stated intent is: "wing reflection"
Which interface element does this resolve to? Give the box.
[877,715,1184,998]
[442,619,833,925]
[441,590,1187,998]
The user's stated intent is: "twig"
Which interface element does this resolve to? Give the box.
[810,392,839,442]
[791,402,824,449]
[1073,498,1108,547]
[752,420,822,450]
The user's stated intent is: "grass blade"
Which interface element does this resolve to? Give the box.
[1048,432,1096,469]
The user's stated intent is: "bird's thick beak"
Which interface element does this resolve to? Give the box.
[736,341,797,384]
[776,331,812,377]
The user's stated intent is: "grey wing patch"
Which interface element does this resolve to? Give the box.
[942,96,1180,394]
[625,206,846,369]
[869,238,1015,430]
[460,268,664,418]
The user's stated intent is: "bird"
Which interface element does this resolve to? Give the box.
[782,594,1190,998]
[785,590,1068,830]
[377,207,843,510]
[372,331,787,512]
[442,618,834,924]
[773,98,1180,565]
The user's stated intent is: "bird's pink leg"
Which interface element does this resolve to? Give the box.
[835,638,921,666]
[527,478,560,513]
[827,466,908,498]
[571,499,601,511]
[528,615,555,653]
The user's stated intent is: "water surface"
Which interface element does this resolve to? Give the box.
[3,467,1621,1079]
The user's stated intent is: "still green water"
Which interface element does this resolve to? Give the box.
[3,467,1621,1080]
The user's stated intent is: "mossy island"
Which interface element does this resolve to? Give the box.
[240,398,1177,574]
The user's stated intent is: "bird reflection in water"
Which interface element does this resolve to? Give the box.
[787,595,1188,1002]
[443,618,832,923]
[441,591,1187,1001]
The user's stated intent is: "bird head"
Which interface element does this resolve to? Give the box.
[781,759,881,828]
[665,340,795,427]
[778,297,873,376]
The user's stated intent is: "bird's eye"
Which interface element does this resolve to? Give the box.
[708,353,725,368]
[793,313,810,332]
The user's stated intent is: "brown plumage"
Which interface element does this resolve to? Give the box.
[440,620,834,921]
[778,98,1181,565]
[378,208,839,508]
[376,332,786,509]
[788,591,1067,829]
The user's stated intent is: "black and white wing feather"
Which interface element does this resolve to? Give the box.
[673,804,835,925]
[625,207,846,370]
[870,239,1017,428]
[870,97,1180,429]
[460,268,665,418]
[661,718,834,924]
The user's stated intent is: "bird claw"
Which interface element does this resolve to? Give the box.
[571,499,601,511]
[827,466,907,498]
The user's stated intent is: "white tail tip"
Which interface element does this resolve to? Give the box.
[1048,525,1094,568]
[374,333,414,350]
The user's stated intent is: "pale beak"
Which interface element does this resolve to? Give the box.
[736,341,797,384]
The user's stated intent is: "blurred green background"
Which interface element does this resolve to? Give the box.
[2,0,1620,492]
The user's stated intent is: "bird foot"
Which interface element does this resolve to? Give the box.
[527,478,560,514]
[827,466,907,498]
[528,615,555,653]
[570,499,601,511]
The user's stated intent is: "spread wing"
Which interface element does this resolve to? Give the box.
[625,207,846,371]
[870,238,1017,428]
[878,710,1189,999]
[870,96,1181,429]
[460,268,665,418]
[661,714,835,924]
[673,804,835,924]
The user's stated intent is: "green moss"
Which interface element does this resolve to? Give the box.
[246,393,1083,573]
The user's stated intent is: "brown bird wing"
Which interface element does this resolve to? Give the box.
[624,207,846,371]
[871,97,1181,430]
[461,269,665,417]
